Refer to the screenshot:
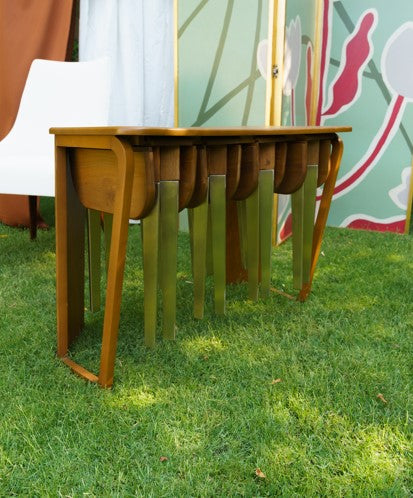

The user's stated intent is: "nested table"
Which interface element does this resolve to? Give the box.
[51,126,350,387]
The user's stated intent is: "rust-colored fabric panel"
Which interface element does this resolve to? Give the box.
[0,0,74,226]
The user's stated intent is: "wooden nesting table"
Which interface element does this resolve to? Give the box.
[51,126,350,387]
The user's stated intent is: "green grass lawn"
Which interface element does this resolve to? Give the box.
[0,202,412,496]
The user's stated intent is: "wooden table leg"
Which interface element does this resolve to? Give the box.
[55,146,85,357]
[98,137,135,388]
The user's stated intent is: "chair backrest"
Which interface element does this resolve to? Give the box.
[1,57,110,156]
[0,58,110,196]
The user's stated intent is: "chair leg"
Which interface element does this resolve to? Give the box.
[209,175,226,315]
[87,209,101,312]
[245,187,260,301]
[258,169,274,298]
[142,185,160,347]
[159,180,179,340]
[28,195,37,240]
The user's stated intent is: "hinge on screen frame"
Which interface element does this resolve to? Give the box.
[272,64,279,78]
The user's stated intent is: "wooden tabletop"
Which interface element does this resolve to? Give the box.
[50,125,352,136]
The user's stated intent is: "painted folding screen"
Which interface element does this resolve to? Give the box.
[316,0,413,232]
[177,0,269,127]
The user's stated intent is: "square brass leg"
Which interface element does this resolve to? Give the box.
[258,170,274,298]
[159,180,179,339]
[142,185,160,347]
[209,175,226,315]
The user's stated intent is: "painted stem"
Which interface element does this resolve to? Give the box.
[317,94,405,200]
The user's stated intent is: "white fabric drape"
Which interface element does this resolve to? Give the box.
[79,0,174,126]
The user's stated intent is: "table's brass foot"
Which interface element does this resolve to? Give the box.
[103,212,113,272]
[291,186,304,290]
[258,169,274,298]
[302,165,318,285]
[291,164,318,291]
[87,209,101,312]
[246,186,259,301]
[236,200,247,269]
[190,189,209,319]
[142,185,160,347]
[159,180,179,339]
[209,175,226,315]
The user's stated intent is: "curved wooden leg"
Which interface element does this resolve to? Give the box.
[98,138,135,388]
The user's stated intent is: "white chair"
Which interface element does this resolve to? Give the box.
[0,58,110,311]
[0,57,110,236]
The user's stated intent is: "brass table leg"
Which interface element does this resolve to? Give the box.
[190,184,209,319]
[245,186,259,301]
[142,185,160,347]
[209,174,226,314]
[87,209,101,312]
[159,180,179,339]
[103,212,113,272]
[236,200,247,269]
[187,208,194,276]
[258,169,274,298]
[302,165,318,286]
[206,208,213,276]
[291,186,304,290]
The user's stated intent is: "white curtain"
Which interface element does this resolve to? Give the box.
[79,0,174,126]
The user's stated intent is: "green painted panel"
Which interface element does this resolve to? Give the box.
[178,0,269,127]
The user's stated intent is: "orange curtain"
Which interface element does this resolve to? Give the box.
[0,0,75,226]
